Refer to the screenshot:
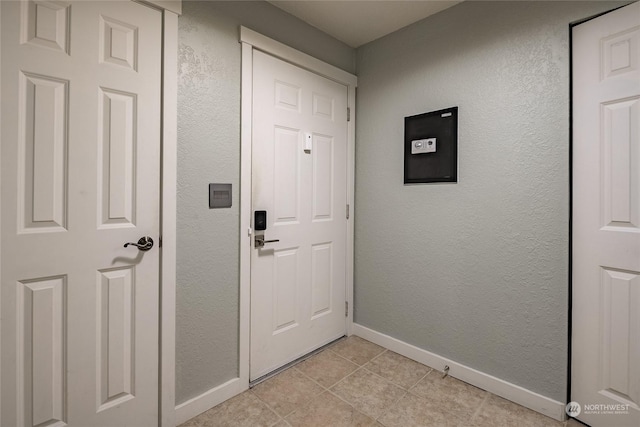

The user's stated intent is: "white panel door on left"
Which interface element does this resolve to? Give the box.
[1,2,162,426]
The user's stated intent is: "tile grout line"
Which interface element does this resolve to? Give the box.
[325,387,373,419]
[187,337,559,427]
[327,363,367,390]
[251,347,352,423]
[257,365,330,422]
[374,389,409,423]
[359,363,432,393]
[292,364,332,392]
[405,369,492,425]
[327,362,414,422]
[469,390,491,424]
[246,338,473,426]
[327,341,445,422]
[325,346,365,368]
[367,347,388,363]
[268,417,287,427]
[326,344,386,368]
[327,335,391,364]
[256,338,478,426]
[290,356,383,424]
[403,385,481,426]
[280,366,327,419]
[407,368,459,399]
[406,368,434,394]
[303,347,362,387]
[256,339,387,424]
[323,363,384,421]
[249,385,291,422]
[368,344,435,421]
[356,345,438,391]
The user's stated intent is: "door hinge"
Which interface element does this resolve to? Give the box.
[347,107,351,122]
[345,301,349,317]
[346,204,350,220]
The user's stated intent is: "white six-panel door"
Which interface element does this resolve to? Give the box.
[1,1,162,426]
[572,2,640,426]
[250,50,348,380]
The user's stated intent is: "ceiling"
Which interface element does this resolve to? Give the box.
[267,1,462,48]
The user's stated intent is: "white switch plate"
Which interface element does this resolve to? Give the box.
[411,138,436,154]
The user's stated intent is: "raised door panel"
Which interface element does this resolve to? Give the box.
[18,73,68,233]
[602,97,640,230]
[100,15,138,71]
[273,127,300,225]
[272,249,299,334]
[311,243,332,319]
[602,26,639,80]
[600,268,640,406]
[98,88,137,228]
[312,93,333,121]
[312,134,333,222]
[96,268,135,411]
[275,80,301,113]
[21,1,70,54]
[17,276,67,427]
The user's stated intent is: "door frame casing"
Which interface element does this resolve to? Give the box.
[0,2,4,422]
[0,1,180,426]
[158,6,179,427]
[239,27,357,387]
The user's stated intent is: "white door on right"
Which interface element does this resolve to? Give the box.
[572,2,640,426]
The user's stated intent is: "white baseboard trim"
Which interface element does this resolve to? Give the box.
[352,323,566,422]
[174,377,247,426]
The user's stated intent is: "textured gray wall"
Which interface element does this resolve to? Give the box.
[354,1,625,402]
[176,1,354,405]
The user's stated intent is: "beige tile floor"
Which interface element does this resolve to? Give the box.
[180,336,582,427]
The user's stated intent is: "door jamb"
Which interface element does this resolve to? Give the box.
[239,27,357,387]
[0,2,4,422]
[141,3,181,426]
[159,6,180,427]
